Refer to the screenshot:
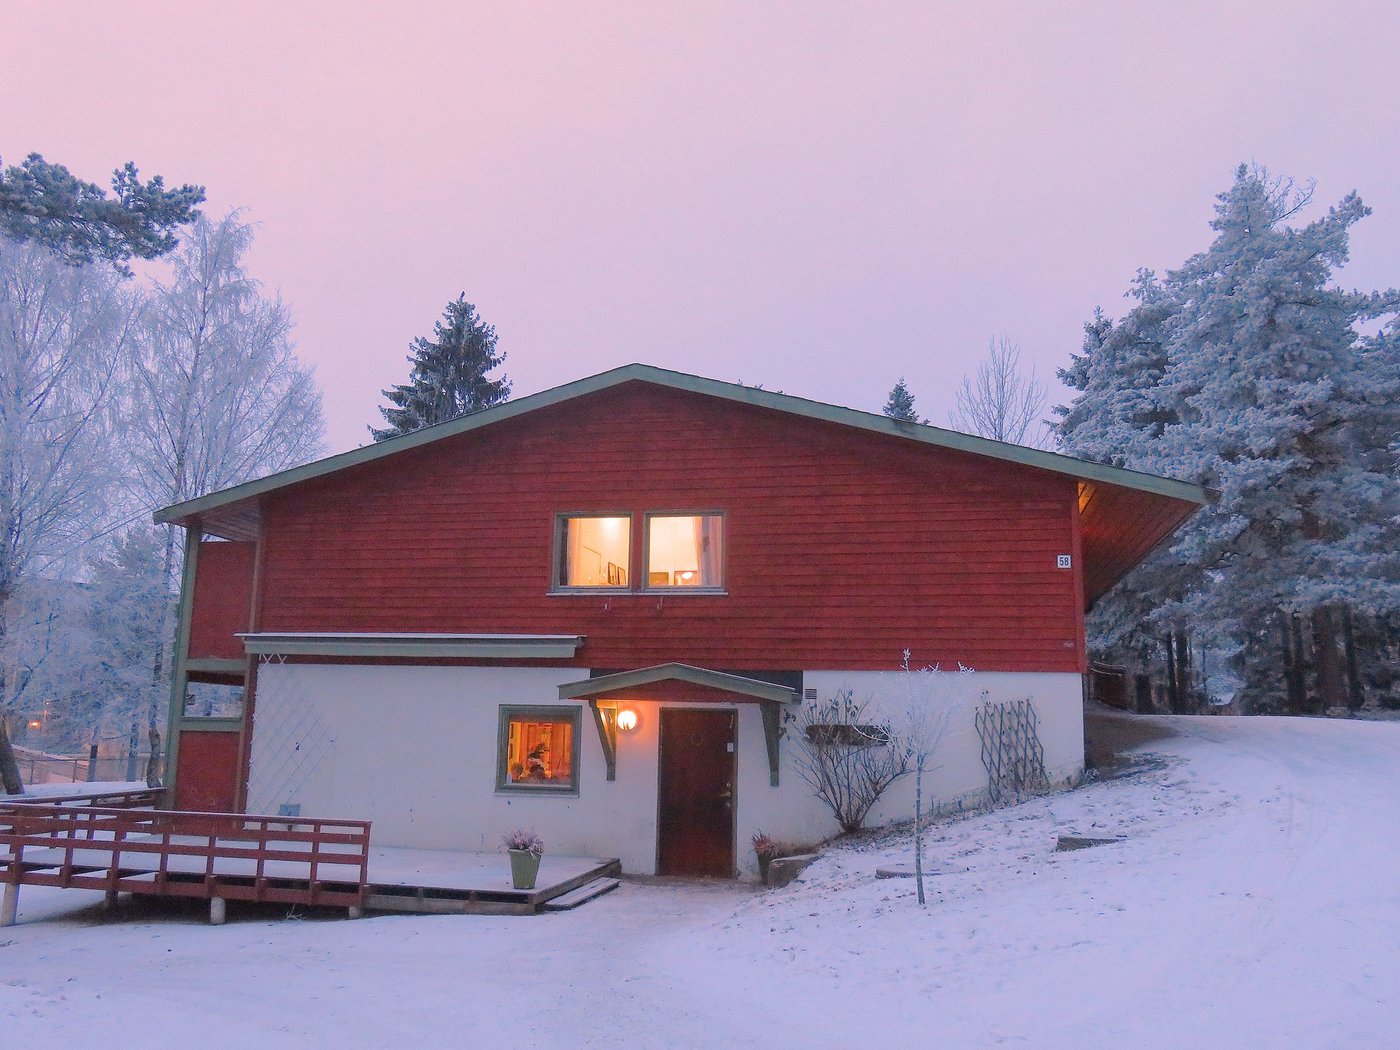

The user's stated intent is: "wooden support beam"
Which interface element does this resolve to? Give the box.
[588,700,617,781]
[162,529,201,809]
[2,882,18,927]
[761,701,781,787]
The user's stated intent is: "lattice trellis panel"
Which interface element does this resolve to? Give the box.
[975,698,1049,804]
[246,655,334,815]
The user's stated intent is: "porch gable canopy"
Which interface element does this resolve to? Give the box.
[558,663,798,787]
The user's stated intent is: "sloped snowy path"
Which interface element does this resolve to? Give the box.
[2,713,1396,1048]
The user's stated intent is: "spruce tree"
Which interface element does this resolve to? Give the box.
[371,294,511,441]
[1058,165,1400,712]
[883,377,922,422]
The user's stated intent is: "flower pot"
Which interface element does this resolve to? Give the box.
[509,848,542,889]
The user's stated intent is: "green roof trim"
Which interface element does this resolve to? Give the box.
[240,632,585,660]
[558,662,799,705]
[154,363,1209,527]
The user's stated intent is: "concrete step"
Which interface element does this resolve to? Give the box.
[541,876,620,911]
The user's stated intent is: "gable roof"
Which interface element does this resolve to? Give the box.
[155,362,1209,536]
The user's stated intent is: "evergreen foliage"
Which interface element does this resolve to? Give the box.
[1058,165,1400,712]
[883,377,922,423]
[0,153,204,273]
[371,295,510,441]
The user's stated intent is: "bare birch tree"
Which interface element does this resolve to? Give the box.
[950,336,1051,448]
[121,210,323,783]
[0,238,136,792]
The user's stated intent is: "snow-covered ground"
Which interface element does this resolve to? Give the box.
[14,780,149,799]
[3,712,1396,1048]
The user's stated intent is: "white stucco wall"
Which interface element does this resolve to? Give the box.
[247,663,1084,878]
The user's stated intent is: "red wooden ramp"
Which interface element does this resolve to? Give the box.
[0,804,371,926]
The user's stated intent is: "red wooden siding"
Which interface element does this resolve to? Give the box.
[172,730,241,812]
[189,540,256,661]
[253,382,1083,672]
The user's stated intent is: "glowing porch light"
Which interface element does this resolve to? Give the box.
[616,708,639,733]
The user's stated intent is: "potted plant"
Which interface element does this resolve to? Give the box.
[503,828,544,889]
[752,831,776,884]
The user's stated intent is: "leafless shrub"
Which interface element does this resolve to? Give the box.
[792,688,910,834]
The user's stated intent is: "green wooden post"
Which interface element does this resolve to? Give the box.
[162,529,200,807]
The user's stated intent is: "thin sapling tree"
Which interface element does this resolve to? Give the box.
[888,651,980,905]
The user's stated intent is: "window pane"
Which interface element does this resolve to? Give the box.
[557,515,630,587]
[183,682,245,718]
[503,716,575,788]
[647,514,723,588]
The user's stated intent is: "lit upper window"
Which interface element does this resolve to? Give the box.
[555,514,630,589]
[646,513,724,589]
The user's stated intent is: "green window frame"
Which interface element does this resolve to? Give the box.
[551,513,633,592]
[496,705,583,794]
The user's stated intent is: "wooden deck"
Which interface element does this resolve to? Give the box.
[1,802,619,924]
[364,847,621,916]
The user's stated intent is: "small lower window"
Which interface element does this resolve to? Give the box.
[497,706,581,793]
[183,682,245,719]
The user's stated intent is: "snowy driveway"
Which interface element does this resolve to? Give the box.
[3,713,1397,1048]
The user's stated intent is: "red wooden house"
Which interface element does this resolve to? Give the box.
[156,364,1205,877]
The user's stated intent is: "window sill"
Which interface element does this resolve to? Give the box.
[639,588,728,596]
[494,786,580,798]
[548,587,632,596]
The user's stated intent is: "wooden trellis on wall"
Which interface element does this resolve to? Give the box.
[974,698,1049,804]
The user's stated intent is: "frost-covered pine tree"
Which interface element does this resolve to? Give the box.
[1059,165,1400,711]
[371,294,510,441]
[0,152,203,273]
[883,377,922,423]
[1057,276,1211,709]
[1161,170,1399,708]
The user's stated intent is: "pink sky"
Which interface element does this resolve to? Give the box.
[4,2,1398,453]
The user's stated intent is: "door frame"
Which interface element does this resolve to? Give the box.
[654,705,738,877]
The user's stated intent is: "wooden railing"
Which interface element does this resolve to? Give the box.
[5,787,163,809]
[1,805,371,925]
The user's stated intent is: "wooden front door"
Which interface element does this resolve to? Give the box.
[657,708,736,877]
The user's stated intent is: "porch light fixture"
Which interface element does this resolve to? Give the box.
[616,708,639,734]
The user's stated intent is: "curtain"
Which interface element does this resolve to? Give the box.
[698,514,722,586]
[564,518,584,586]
